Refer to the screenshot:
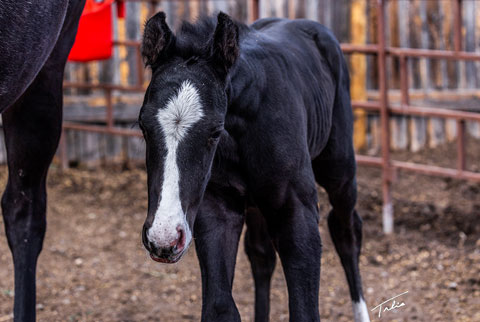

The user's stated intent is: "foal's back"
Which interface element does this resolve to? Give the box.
[230,18,347,158]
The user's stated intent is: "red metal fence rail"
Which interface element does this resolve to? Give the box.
[60,0,480,233]
[341,0,480,233]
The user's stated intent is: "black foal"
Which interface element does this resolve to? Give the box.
[139,11,370,322]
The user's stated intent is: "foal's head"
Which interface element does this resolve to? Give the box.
[139,12,239,263]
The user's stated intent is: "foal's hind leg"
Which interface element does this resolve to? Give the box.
[312,156,370,322]
[246,170,321,322]
[244,206,276,322]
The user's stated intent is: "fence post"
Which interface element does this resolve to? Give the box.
[351,0,367,151]
[377,0,393,234]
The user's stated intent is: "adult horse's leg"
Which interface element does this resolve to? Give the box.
[2,68,62,322]
[1,5,83,320]
[194,187,245,322]
[2,67,63,322]
[244,206,276,322]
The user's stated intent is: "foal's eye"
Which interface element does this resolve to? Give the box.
[210,129,222,140]
[208,129,223,146]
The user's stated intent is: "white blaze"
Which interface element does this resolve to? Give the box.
[148,80,204,249]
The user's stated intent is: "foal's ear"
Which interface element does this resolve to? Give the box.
[142,12,175,67]
[210,12,239,76]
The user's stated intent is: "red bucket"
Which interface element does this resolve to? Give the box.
[69,0,123,62]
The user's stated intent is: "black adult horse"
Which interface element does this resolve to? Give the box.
[0,1,85,321]
[139,12,370,322]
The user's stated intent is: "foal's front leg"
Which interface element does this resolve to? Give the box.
[194,188,245,322]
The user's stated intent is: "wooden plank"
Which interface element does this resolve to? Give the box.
[457,3,466,89]
[165,1,176,28]
[387,0,399,89]
[261,0,273,18]
[200,0,208,16]
[442,0,457,89]
[367,114,380,155]
[428,117,446,148]
[305,0,318,21]
[331,0,350,43]
[182,0,190,21]
[406,0,428,152]
[56,125,147,167]
[288,0,295,19]
[410,116,426,152]
[476,2,480,88]
[390,115,408,150]
[445,119,457,142]
[117,7,129,86]
[126,1,140,86]
[437,2,448,89]
[350,0,367,151]
[467,121,480,139]
[366,0,377,90]
[273,0,285,18]
[296,0,305,19]
[215,0,229,15]
[230,0,247,21]
[387,0,408,150]
[189,0,200,19]
[419,0,430,90]
[108,132,125,163]
[426,0,442,89]
[425,1,446,148]
[396,0,410,151]
[318,0,331,28]
[408,0,422,89]
[175,0,185,29]
[128,136,146,162]
[464,1,477,88]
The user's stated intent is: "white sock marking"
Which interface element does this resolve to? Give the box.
[148,80,204,248]
[353,298,370,322]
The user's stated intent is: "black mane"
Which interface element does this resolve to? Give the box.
[174,15,249,60]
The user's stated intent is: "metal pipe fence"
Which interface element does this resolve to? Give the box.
[60,0,480,233]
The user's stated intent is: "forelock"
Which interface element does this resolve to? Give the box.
[157,80,204,142]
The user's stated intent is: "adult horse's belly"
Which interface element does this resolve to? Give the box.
[0,0,70,111]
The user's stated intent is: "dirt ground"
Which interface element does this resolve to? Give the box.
[0,144,479,321]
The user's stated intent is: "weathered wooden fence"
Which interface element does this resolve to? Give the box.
[0,0,478,168]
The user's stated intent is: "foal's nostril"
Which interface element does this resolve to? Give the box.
[175,226,186,253]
